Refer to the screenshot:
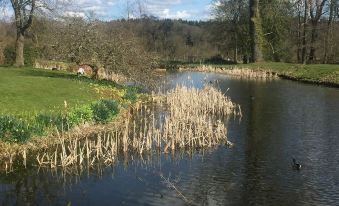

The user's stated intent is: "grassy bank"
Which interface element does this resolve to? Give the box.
[0,66,139,143]
[0,67,99,114]
[177,62,339,87]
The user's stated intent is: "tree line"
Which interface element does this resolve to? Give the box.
[214,0,339,63]
[0,0,339,74]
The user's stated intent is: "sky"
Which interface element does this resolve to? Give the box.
[62,0,214,21]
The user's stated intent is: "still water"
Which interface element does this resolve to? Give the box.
[1,72,339,206]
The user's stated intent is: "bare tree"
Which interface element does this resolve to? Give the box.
[42,17,158,83]
[323,0,337,63]
[125,0,147,19]
[0,0,72,66]
[213,0,248,63]
[308,0,328,63]
[301,0,308,64]
[295,0,304,63]
[8,0,36,66]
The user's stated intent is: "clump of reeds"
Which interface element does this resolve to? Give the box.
[220,67,278,79]
[179,65,278,80]
[127,85,241,154]
[36,132,119,168]
[165,86,237,149]
[1,85,241,170]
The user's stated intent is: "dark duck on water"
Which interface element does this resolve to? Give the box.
[292,158,302,170]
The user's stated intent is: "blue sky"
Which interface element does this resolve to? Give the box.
[62,0,214,21]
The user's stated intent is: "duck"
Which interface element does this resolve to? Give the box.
[292,158,302,170]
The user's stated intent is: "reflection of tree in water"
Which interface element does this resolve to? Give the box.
[169,147,243,206]
[0,150,197,205]
[1,145,231,205]
[242,82,306,205]
[0,167,66,205]
[242,82,279,205]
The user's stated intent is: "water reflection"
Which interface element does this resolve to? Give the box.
[1,71,339,205]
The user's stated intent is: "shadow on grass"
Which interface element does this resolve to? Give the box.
[21,68,127,89]
[0,66,143,93]
[21,68,77,79]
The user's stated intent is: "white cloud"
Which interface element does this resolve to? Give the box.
[64,11,86,18]
[175,10,190,19]
[0,6,13,21]
[2,0,210,21]
[159,8,191,19]
[146,0,182,16]
[61,0,119,19]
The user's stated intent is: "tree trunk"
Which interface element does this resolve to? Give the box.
[308,21,317,63]
[301,0,308,64]
[323,0,335,64]
[297,1,302,63]
[249,0,264,62]
[234,33,238,63]
[323,26,331,64]
[15,32,25,67]
[10,0,36,67]
[307,0,326,63]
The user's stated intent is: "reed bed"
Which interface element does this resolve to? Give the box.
[36,133,118,168]
[159,85,240,153]
[179,65,278,79]
[1,85,241,170]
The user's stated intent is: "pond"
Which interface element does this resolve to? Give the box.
[1,71,339,205]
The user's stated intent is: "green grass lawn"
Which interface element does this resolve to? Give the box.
[0,67,100,115]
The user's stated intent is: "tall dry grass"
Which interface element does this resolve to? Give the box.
[179,65,278,79]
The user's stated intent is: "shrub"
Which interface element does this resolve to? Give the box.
[3,44,39,66]
[4,46,15,65]
[0,116,31,142]
[67,104,93,126]
[91,99,119,123]
[36,113,54,127]
[0,99,121,142]
[35,113,69,132]
[123,87,138,102]
[204,54,236,65]
[31,114,51,135]
[24,45,40,66]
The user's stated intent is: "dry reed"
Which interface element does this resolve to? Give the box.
[179,65,278,79]
[36,133,118,168]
